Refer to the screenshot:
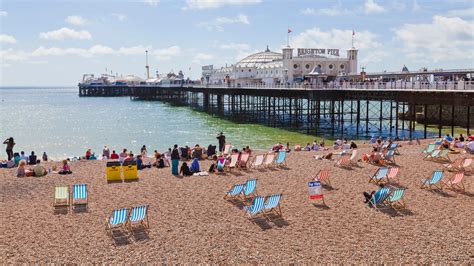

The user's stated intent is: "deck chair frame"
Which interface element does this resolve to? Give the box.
[53,185,70,209]
[420,170,444,190]
[263,194,283,218]
[127,204,150,231]
[72,183,88,211]
[105,208,130,237]
[442,172,465,192]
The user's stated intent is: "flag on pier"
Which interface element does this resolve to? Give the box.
[288,28,292,34]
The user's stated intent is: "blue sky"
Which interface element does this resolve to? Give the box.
[1,0,473,86]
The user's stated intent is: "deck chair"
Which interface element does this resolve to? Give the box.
[334,155,351,168]
[421,170,444,190]
[72,183,88,211]
[434,149,451,163]
[224,183,244,199]
[223,144,232,155]
[241,178,257,201]
[251,154,264,168]
[105,207,129,236]
[389,143,400,155]
[349,149,358,166]
[461,158,472,172]
[422,144,436,157]
[243,196,265,218]
[263,153,275,168]
[424,149,440,160]
[227,154,239,171]
[369,187,391,209]
[238,153,250,169]
[263,194,282,217]
[127,204,150,231]
[443,158,464,172]
[275,150,287,167]
[314,169,331,186]
[53,185,70,209]
[384,150,396,165]
[368,167,389,184]
[442,172,465,192]
[386,167,400,184]
[386,188,406,210]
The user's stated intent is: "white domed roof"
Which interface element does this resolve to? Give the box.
[235,46,282,68]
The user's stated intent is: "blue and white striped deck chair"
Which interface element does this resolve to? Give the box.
[421,170,444,190]
[243,196,265,218]
[128,204,149,230]
[384,150,396,164]
[263,194,282,217]
[386,188,406,210]
[389,143,400,155]
[224,183,244,200]
[72,183,88,210]
[275,151,287,167]
[424,149,440,160]
[368,167,389,183]
[241,178,257,201]
[369,187,390,209]
[106,208,129,236]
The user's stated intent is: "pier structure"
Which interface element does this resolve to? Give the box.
[123,84,473,139]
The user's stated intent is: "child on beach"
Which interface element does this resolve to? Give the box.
[15,160,27,177]
[58,160,72,175]
[179,162,192,176]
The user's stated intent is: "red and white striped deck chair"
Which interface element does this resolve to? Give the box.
[334,155,351,168]
[386,167,400,183]
[238,153,250,169]
[442,172,465,192]
[461,158,472,173]
[313,170,331,186]
[443,158,464,172]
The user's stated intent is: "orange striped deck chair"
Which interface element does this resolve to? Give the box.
[313,170,331,186]
[442,172,465,192]
[443,158,464,172]
[386,167,400,183]
[334,155,351,168]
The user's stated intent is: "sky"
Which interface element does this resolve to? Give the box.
[0,0,473,86]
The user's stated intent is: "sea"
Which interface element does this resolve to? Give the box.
[0,87,317,159]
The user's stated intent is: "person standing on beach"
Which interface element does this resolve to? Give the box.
[3,137,15,160]
[216,132,226,152]
[103,146,110,159]
[171,144,180,175]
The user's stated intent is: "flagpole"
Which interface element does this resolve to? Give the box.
[287,26,289,47]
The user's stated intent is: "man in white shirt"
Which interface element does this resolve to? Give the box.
[20,151,29,164]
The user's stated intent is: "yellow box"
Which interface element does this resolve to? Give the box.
[106,161,122,182]
[123,161,138,181]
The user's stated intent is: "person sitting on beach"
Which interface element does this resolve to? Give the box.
[179,162,192,176]
[180,146,190,160]
[136,155,151,170]
[19,151,29,164]
[119,149,128,163]
[42,152,48,162]
[103,146,110,159]
[190,158,200,173]
[369,152,383,164]
[305,143,312,151]
[459,134,465,142]
[28,151,37,165]
[13,153,21,166]
[285,143,291,152]
[444,134,453,142]
[124,153,135,162]
[156,155,165,168]
[350,141,358,149]
[16,160,27,177]
[319,139,325,148]
[312,141,319,151]
[33,163,47,177]
[192,144,203,160]
[294,144,301,151]
[208,155,218,172]
[440,139,451,150]
[110,150,119,160]
[85,149,92,160]
[363,184,385,205]
[453,138,464,148]
[58,160,72,175]
[207,144,217,157]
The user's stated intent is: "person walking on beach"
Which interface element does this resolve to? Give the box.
[3,137,15,160]
[171,144,180,175]
[216,132,226,152]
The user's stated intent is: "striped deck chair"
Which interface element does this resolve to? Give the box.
[384,150,396,165]
[54,185,70,209]
[72,183,88,210]
[127,204,150,231]
[442,172,465,192]
[386,188,406,210]
[424,149,440,160]
[223,144,232,155]
[105,208,129,236]
[421,170,444,190]
[334,155,351,168]
[443,158,464,172]
[263,153,275,168]
[422,144,436,157]
[251,154,264,168]
[238,153,250,169]
[368,167,389,184]
[461,158,472,172]
[243,196,265,218]
[389,143,400,155]
[224,183,244,200]
[227,154,239,171]
[241,178,257,201]
[314,169,331,186]
[434,149,451,163]
[369,187,391,209]
[275,150,287,167]
[263,194,282,217]
[386,167,400,184]
[349,149,358,166]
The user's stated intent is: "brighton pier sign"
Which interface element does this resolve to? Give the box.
[297,48,340,57]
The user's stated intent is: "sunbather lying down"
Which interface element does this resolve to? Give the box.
[315,152,333,160]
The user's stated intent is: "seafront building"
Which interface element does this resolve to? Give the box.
[201,45,358,86]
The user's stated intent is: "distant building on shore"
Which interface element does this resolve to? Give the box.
[201,45,358,86]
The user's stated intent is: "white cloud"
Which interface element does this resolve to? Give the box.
[0,34,17,44]
[39,27,92,40]
[143,0,160,6]
[0,11,7,17]
[199,14,250,31]
[118,45,151,55]
[184,0,261,10]
[219,43,250,50]
[65,15,87,25]
[292,27,381,50]
[446,7,474,17]
[364,0,386,14]
[301,7,351,16]
[111,13,127,21]
[193,53,214,63]
[394,15,474,62]
[153,46,182,60]
[0,48,29,61]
